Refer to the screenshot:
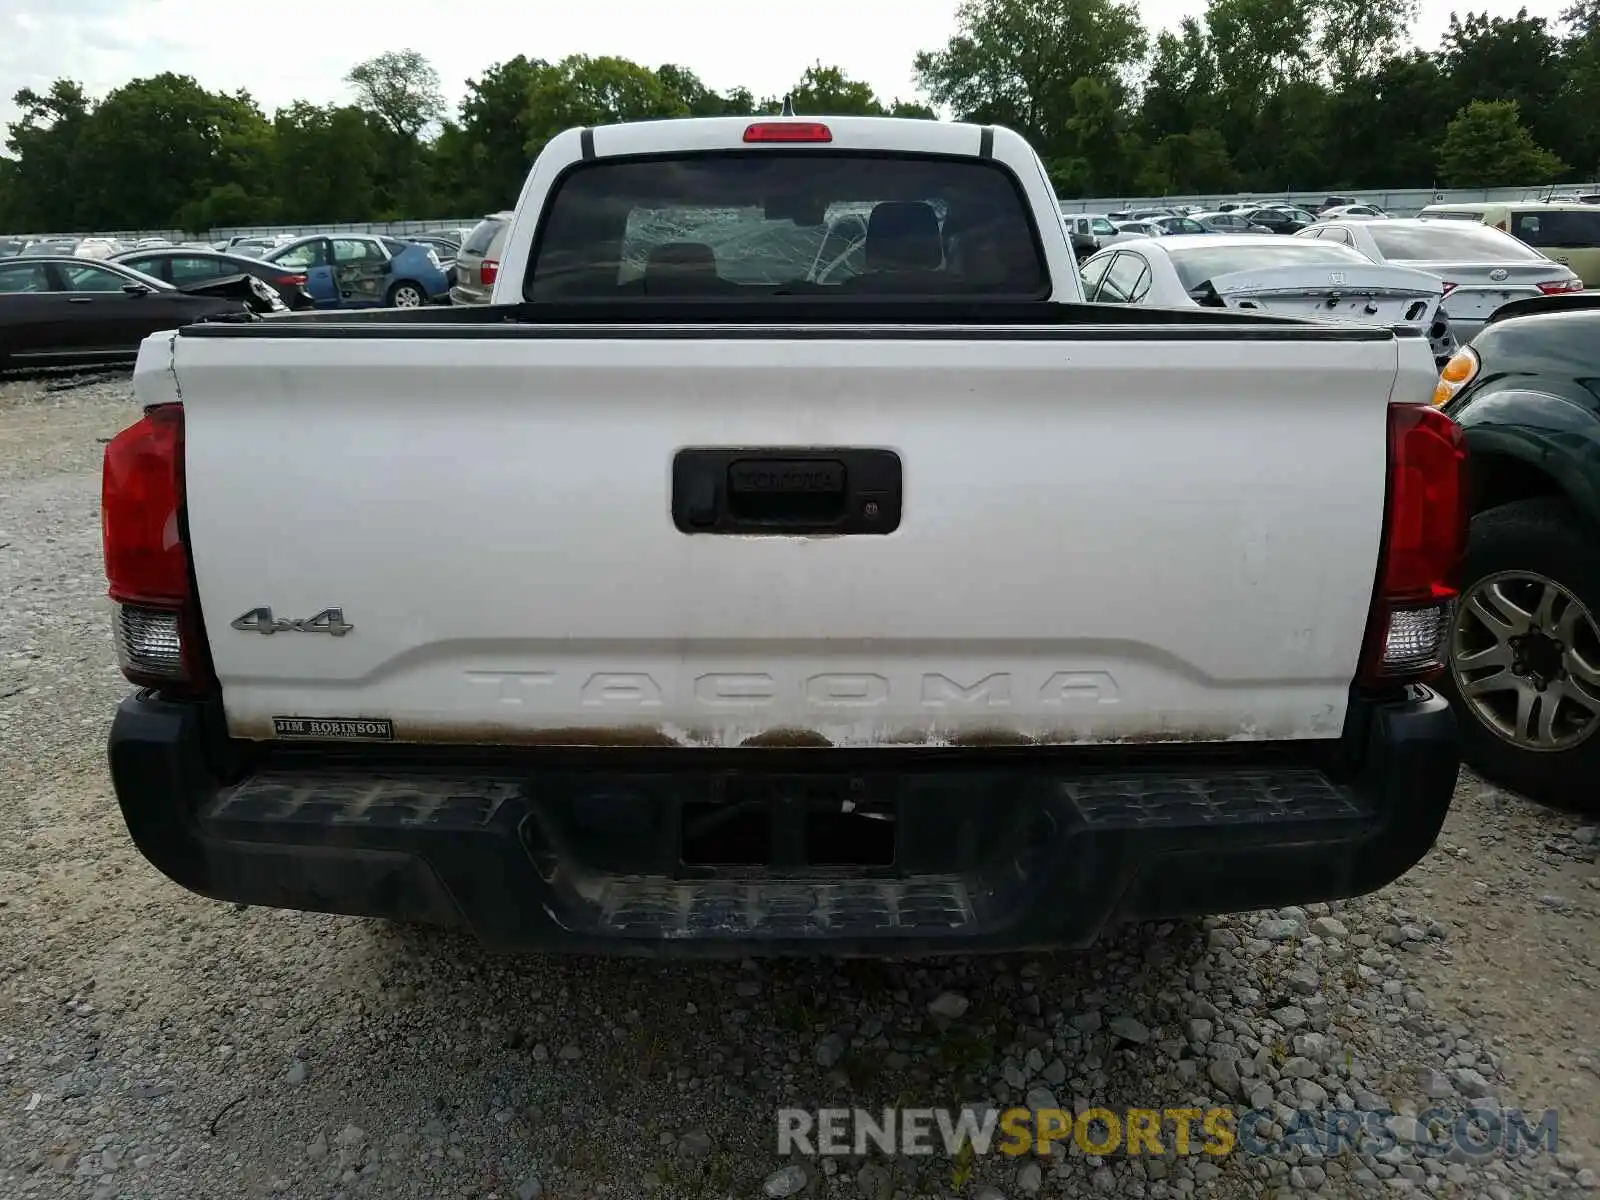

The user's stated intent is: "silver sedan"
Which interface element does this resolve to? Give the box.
[1296,219,1583,341]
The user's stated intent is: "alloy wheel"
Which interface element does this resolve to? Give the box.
[1451,570,1600,751]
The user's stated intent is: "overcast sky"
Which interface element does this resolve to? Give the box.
[0,0,1577,131]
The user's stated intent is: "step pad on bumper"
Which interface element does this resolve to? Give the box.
[208,767,1363,832]
[210,773,518,829]
[595,878,973,936]
[1063,769,1361,827]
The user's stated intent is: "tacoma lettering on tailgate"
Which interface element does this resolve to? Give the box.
[463,670,1121,709]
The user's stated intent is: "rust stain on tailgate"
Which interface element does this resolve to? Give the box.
[738,728,836,748]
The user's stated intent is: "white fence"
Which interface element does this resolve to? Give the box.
[4,218,484,243]
[1056,183,1600,217]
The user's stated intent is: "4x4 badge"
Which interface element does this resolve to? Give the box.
[231,607,353,636]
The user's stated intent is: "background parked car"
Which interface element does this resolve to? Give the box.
[262,233,449,308]
[112,247,317,310]
[404,233,460,261]
[450,211,513,305]
[74,237,122,259]
[1192,211,1274,234]
[1431,292,1600,808]
[1300,219,1584,340]
[219,234,294,258]
[1317,204,1388,221]
[1062,212,1121,251]
[1112,219,1166,239]
[0,256,254,370]
[1151,215,1213,235]
[1060,218,1099,260]
[19,238,81,257]
[1417,202,1600,288]
[1243,206,1314,234]
[1078,234,1456,365]
[401,233,461,285]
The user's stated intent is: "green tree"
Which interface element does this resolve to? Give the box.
[1436,98,1565,185]
[1440,9,1568,162]
[449,56,553,212]
[522,55,690,157]
[74,74,275,229]
[272,102,380,224]
[655,65,757,116]
[913,0,1147,158]
[787,63,885,114]
[344,51,447,219]
[1205,0,1318,158]
[4,80,94,229]
[1322,51,1455,187]
[189,182,260,228]
[1561,0,1600,176]
[1206,0,1319,98]
[0,157,14,228]
[1234,80,1333,189]
[1138,19,1219,141]
[1064,76,1139,192]
[1312,0,1418,86]
[1139,128,1239,193]
[345,49,446,138]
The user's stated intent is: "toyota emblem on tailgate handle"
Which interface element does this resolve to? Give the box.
[1489,268,1509,282]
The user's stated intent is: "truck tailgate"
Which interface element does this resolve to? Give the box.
[161,326,1402,748]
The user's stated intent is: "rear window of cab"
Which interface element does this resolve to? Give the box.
[524,152,1049,301]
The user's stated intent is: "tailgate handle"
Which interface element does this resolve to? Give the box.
[672,448,901,535]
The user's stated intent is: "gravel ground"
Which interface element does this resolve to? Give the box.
[1,371,1597,1200]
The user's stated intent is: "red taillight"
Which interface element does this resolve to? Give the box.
[479,258,499,286]
[743,121,833,143]
[1358,405,1469,687]
[1538,278,1584,294]
[276,273,307,287]
[104,406,187,605]
[1440,282,1458,296]
[102,405,213,691]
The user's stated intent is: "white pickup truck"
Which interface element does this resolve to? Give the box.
[104,116,1468,955]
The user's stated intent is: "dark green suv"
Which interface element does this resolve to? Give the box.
[1434,293,1600,806]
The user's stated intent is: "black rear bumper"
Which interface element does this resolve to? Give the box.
[108,689,1459,956]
